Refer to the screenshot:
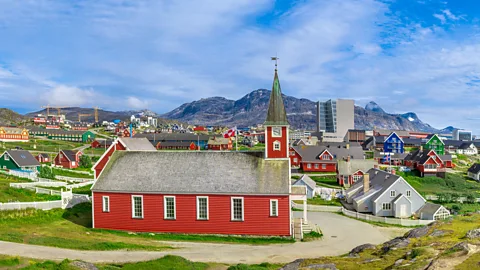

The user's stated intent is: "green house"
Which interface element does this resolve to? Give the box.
[46,130,95,143]
[423,134,445,155]
[0,150,41,171]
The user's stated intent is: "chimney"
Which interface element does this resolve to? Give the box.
[346,143,350,149]
[420,145,423,151]
[363,174,370,194]
[391,169,396,175]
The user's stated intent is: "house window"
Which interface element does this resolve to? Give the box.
[4,154,8,161]
[425,164,437,169]
[353,175,362,182]
[390,190,396,197]
[102,196,110,212]
[290,151,295,156]
[322,154,330,160]
[270,199,278,217]
[434,208,450,220]
[314,164,319,169]
[382,203,392,210]
[406,190,411,197]
[307,164,312,169]
[164,196,176,220]
[131,195,143,218]
[72,161,76,166]
[196,196,208,220]
[273,141,281,151]
[231,197,244,221]
[322,164,326,169]
[293,158,298,163]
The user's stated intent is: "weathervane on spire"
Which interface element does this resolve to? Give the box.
[271,56,279,71]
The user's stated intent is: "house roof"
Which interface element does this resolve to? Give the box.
[157,141,193,147]
[439,154,452,161]
[293,175,316,190]
[337,159,375,175]
[208,137,230,145]
[92,151,290,195]
[118,137,156,151]
[94,139,113,146]
[443,140,465,148]
[416,203,443,216]
[375,129,410,137]
[468,163,480,174]
[458,143,475,150]
[0,127,27,134]
[61,150,80,162]
[373,151,408,160]
[291,186,307,195]
[292,144,364,163]
[404,149,440,164]
[4,150,40,167]
[347,169,402,203]
[134,133,211,142]
[38,153,49,158]
[385,132,404,143]
[264,69,289,126]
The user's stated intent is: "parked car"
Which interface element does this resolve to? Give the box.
[399,166,411,172]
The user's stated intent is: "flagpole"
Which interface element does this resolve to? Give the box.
[235,126,238,151]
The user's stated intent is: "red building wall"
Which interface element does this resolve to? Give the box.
[54,153,77,169]
[93,192,290,236]
[289,148,301,167]
[265,126,288,159]
[94,143,126,178]
[301,162,336,172]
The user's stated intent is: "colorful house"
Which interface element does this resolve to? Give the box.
[337,159,376,186]
[30,128,95,143]
[404,149,446,178]
[156,141,196,150]
[0,150,40,171]
[0,127,29,142]
[35,153,50,163]
[207,137,232,150]
[383,132,404,154]
[91,139,113,149]
[423,134,444,155]
[54,150,83,169]
[91,66,292,237]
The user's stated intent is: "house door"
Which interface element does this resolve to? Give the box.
[400,205,407,217]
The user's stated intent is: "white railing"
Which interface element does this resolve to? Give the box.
[291,202,342,212]
[10,182,68,188]
[55,175,93,182]
[0,170,37,180]
[341,208,434,226]
[0,201,63,211]
[49,166,93,176]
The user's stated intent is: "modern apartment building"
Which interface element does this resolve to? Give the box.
[453,129,472,141]
[316,99,354,142]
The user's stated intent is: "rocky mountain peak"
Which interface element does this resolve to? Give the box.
[365,101,386,114]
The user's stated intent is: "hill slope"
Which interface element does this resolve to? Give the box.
[161,89,450,132]
[0,108,28,126]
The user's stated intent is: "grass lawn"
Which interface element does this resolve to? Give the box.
[0,202,293,251]
[441,202,480,214]
[37,184,93,196]
[83,147,107,156]
[0,174,60,203]
[0,139,83,153]
[52,168,94,179]
[310,175,341,188]
[294,197,342,206]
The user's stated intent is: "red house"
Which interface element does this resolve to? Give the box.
[193,126,207,132]
[91,139,113,149]
[156,141,196,150]
[54,150,83,169]
[207,137,232,151]
[92,137,156,179]
[35,153,50,163]
[91,66,292,237]
[404,149,446,178]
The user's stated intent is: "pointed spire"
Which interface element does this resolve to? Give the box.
[265,60,289,126]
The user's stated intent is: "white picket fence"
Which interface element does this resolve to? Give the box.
[0,169,37,180]
[291,202,342,212]
[0,201,62,211]
[55,175,93,182]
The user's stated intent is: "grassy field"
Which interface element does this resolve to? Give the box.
[294,197,342,206]
[310,175,341,188]
[52,168,94,179]
[83,147,107,156]
[0,202,293,251]
[398,171,480,197]
[441,202,480,214]
[37,184,93,195]
[0,174,60,203]
[0,139,83,153]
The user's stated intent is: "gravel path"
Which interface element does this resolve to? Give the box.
[0,212,408,264]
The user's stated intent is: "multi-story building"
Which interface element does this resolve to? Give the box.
[453,129,472,141]
[316,99,354,142]
[423,134,445,155]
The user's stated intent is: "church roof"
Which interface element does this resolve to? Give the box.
[264,69,289,126]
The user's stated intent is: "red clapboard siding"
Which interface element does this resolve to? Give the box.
[266,127,288,159]
[94,142,126,178]
[93,192,290,236]
[301,163,336,172]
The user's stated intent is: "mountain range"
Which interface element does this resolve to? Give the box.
[161,89,454,133]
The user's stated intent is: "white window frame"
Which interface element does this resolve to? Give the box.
[390,190,396,197]
[4,154,8,161]
[322,154,330,160]
[314,164,319,169]
[231,197,244,221]
[293,158,298,163]
[353,175,362,182]
[164,196,176,220]
[273,140,281,151]
[102,196,110,212]
[131,195,144,219]
[196,196,209,220]
[72,161,76,166]
[322,164,327,169]
[382,202,391,210]
[406,190,411,197]
[270,199,278,217]
[306,163,312,169]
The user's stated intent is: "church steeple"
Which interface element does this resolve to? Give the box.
[264,59,289,126]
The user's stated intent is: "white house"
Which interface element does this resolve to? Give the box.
[467,163,480,181]
[456,143,478,155]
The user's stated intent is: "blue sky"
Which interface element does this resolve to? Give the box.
[0,0,480,132]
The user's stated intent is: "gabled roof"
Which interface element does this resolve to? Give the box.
[293,175,316,190]
[337,159,375,175]
[404,149,441,164]
[3,150,40,167]
[38,153,49,158]
[0,127,27,134]
[61,150,80,162]
[385,132,404,143]
[439,154,452,161]
[157,141,194,147]
[425,134,444,145]
[292,144,364,163]
[264,69,289,126]
[468,163,480,174]
[94,139,113,147]
[373,151,408,160]
[92,151,290,195]
[208,137,230,146]
[118,137,156,151]
[458,142,475,150]
[416,203,443,216]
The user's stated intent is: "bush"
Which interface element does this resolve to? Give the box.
[451,204,461,212]
[38,166,55,180]
[466,194,476,204]
[79,155,92,169]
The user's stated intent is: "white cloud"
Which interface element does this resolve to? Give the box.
[127,96,149,109]
[41,85,96,107]
[443,9,459,20]
[433,14,446,24]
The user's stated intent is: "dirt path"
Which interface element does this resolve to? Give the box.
[0,212,408,264]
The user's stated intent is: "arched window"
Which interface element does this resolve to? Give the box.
[273,141,281,151]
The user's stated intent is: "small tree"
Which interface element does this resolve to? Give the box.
[79,155,92,169]
[39,166,55,180]
[466,193,477,204]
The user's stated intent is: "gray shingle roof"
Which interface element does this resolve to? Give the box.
[416,203,442,216]
[293,175,316,190]
[347,169,402,203]
[92,151,290,195]
[373,151,408,160]
[404,149,440,164]
[118,138,156,151]
[337,159,375,175]
[134,133,211,142]
[293,144,364,163]
[4,150,40,167]
[468,163,480,174]
[61,150,79,162]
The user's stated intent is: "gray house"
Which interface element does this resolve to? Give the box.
[292,175,316,199]
[467,163,480,181]
[345,169,426,218]
[416,203,451,220]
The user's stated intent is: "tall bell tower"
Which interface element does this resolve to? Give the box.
[264,57,289,159]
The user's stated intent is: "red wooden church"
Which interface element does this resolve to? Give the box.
[91,67,292,236]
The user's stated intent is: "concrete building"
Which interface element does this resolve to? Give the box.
[316,99,354,142]
[453,129,472,141]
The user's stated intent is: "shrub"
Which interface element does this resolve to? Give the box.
[466,194,477,204]
[79,155,92,169]
[38,166,55,180]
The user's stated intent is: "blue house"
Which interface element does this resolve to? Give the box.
[383,132,404,154]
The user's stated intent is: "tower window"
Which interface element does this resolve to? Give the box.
[273,141,281,151]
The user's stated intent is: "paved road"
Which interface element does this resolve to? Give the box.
[0,212,408,264]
